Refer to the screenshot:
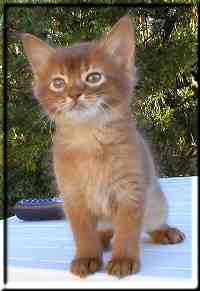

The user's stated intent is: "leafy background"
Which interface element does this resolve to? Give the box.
[0,0,198,218]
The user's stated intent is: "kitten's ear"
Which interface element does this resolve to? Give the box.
[101,16,135,69]
[21,33,55,75]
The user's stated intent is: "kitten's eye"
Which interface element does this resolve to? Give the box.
[50,78,66,91]
[86,72,102,84]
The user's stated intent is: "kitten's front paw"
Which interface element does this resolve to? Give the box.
[70,258,102,278]
[107,258,140,278]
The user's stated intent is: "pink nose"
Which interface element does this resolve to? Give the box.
[68,86,83,100]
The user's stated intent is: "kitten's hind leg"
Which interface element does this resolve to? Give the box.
[149,225,185,244]
[143,182,169,234]
[144,182,185,244]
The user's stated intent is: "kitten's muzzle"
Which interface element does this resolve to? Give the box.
[64,96,86,112]
[68,85,83,100]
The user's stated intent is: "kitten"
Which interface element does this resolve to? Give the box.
[22,16,185,278]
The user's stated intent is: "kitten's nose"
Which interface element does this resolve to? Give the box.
[68,86,83,100]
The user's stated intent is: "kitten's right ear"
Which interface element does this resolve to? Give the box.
[100,16,135,70]
[21,33,55,75]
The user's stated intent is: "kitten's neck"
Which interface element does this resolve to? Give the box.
[53,101,134,147]
[54,113,135,148]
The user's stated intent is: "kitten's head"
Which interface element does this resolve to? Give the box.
[22,16,136,125]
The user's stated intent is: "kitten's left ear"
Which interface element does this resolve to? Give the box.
[21,33,55,75]
[101,16,135,70]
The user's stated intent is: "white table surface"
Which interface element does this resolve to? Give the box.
[0,176,198,288]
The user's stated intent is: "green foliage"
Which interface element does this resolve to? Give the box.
[1,5,198,216]
[132,6,198,176]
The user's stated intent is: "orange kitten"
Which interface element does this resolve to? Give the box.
[22,16,185,278]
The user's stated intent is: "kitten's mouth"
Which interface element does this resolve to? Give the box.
[69,102,87,111]
[69,102,77,111]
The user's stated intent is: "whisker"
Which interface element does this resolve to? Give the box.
[99,98,125,121]
[48,106,64,141]
[97,103,111,121]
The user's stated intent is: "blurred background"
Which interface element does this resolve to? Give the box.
[0,1,198,218]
